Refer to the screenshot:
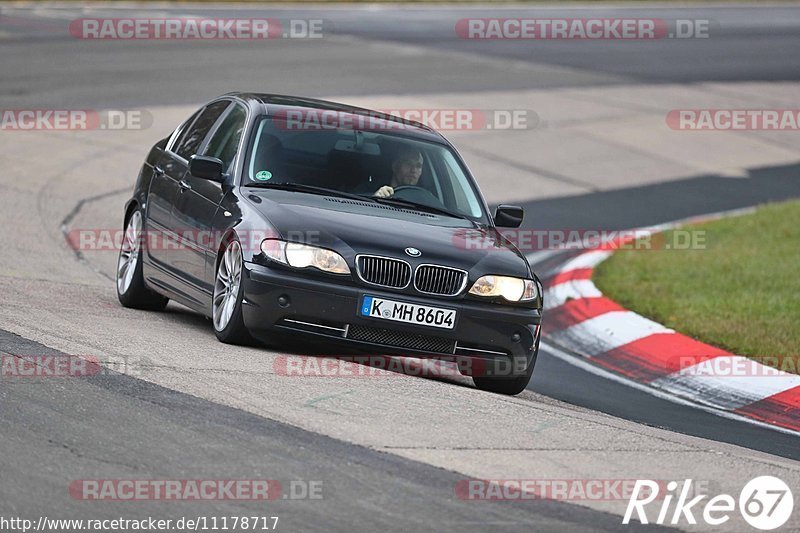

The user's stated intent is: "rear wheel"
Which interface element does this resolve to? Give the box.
[212,239,254,345]
[116,210,169,311]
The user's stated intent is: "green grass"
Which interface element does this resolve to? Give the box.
[594,200,800,374]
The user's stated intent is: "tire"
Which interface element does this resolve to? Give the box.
[116,209,169,311]
[212,239,255,345]
[473,365,534,395]
[473,337,539,395]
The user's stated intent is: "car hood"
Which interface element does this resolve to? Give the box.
[243,189,531,278]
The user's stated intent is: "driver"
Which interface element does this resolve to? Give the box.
[373,147,423,198]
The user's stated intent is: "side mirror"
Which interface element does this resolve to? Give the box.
[494,205,524,228]
[189,155,225,183]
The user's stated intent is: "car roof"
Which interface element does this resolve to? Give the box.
[222,92,447,144]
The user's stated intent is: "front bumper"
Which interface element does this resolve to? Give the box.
[241,262,542,377]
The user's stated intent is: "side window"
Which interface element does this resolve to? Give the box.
[167,109,202,153]
[202,104,247,172]
[437,148,482,217]
[175,101,230,161]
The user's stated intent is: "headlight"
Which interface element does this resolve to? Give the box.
[469,275,538,302]
[260,239,350,275]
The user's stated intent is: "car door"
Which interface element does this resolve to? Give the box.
[172,102,248,298]
[144,109,200,270]
[154,100,230,308]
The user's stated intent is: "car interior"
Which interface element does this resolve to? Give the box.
[247,127,460,211]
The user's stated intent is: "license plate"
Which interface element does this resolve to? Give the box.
[360,295,456,329]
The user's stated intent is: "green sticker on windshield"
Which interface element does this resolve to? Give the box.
[255,170,272,181]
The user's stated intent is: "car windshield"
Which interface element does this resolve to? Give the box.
[243,114,486,221]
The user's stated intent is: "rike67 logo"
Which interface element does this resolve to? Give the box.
[624,476,794,530]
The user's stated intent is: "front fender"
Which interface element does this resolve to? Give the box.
[211,188,281,264]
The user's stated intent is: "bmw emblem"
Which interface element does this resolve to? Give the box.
[405,247,421,257]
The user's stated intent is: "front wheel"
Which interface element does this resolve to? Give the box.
[212,239,254,345]
[116,210,169,311]
[473,363,535,395]
[473,339,539,395]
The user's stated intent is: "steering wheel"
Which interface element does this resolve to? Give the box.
[391,185,442,206]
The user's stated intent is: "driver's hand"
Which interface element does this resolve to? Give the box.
[374,186,394,198]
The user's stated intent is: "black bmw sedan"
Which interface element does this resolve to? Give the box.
[117,93,542,394]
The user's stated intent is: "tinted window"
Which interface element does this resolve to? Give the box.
[175,101,230,160]
[245,116,485,220]
[203,104,247,172]
[168,109,201,152]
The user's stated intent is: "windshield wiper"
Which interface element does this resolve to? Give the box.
[245,182,379,203]
[373,196,472,221]
[246,182,477,224]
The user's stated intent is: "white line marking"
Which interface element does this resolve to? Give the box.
[559,250,613,272]
[652,356,800,410]
[541,340,800,438]
[532,205,799,430]
[547,311,673,358]
[544,279,602,309]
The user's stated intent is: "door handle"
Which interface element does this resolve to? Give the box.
[179,179,192,192]
[153,165,165,176]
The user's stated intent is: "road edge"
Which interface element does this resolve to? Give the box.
[539,207,800,435]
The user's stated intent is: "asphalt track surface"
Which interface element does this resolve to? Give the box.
[2,5,800,108]
[2,4,800,531]
[2,329,662,532]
